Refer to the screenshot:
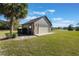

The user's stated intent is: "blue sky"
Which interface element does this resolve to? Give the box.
[0,3,79,27]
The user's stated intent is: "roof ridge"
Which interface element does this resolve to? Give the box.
[23,16,52,26]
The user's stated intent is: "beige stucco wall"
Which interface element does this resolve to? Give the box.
[34,18,51,34]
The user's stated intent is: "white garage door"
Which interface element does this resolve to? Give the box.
[39,27,48,34]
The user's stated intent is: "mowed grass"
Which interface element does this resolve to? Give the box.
[0,30,17,36]
[0,30,79,56]
[0,30,10,36]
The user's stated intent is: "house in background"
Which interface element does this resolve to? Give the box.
[22,16,52,35]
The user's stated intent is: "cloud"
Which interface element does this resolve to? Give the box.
[52,17,75,27]
[32,9,55,15]
[25,16,38,20]
[53,18,63,21]
[32,11,46,15]
[47,9,56,13]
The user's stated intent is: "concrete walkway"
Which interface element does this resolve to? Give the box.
[0,35,6,40]
[15,35,36,40]
[35,32,54,36]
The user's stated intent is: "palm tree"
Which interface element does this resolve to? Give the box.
[0,3,28,37]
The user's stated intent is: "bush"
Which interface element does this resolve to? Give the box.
[5,33,17,38]
[5,33,11,38]
[12,33,17,38]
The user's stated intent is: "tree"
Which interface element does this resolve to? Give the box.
[75,23,79,31]
[68,24,73,31]
[13,19,20,30]
[0,3,28,37]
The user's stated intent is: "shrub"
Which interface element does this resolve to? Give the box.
[75,27,79,31]
[68,24,73,31]
[5,33,17,38]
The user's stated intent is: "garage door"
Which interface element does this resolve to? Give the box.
[39,27,48,34]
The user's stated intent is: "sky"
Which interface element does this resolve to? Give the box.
[0,3,79,27]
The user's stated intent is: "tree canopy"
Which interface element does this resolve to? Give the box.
[0,3,28,20]
[68,24,73,31]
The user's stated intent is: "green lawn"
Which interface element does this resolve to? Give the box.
[0,30,79,56]
[0,30,9,36]
[0,30,17,36]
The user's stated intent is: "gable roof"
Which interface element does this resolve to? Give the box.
[23,16,52,26]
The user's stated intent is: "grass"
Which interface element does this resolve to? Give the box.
[0,30,79,56]
[0,30,17,36]
[0,30,9,36]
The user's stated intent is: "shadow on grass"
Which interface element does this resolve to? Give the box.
[0,36,16,41]
[0,37,11,41]
[0,33,17,41]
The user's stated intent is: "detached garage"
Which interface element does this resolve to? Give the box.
[22,16,52,35]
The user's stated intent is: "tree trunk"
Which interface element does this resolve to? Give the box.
[10,17,15,37]
[10,19,13,37]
